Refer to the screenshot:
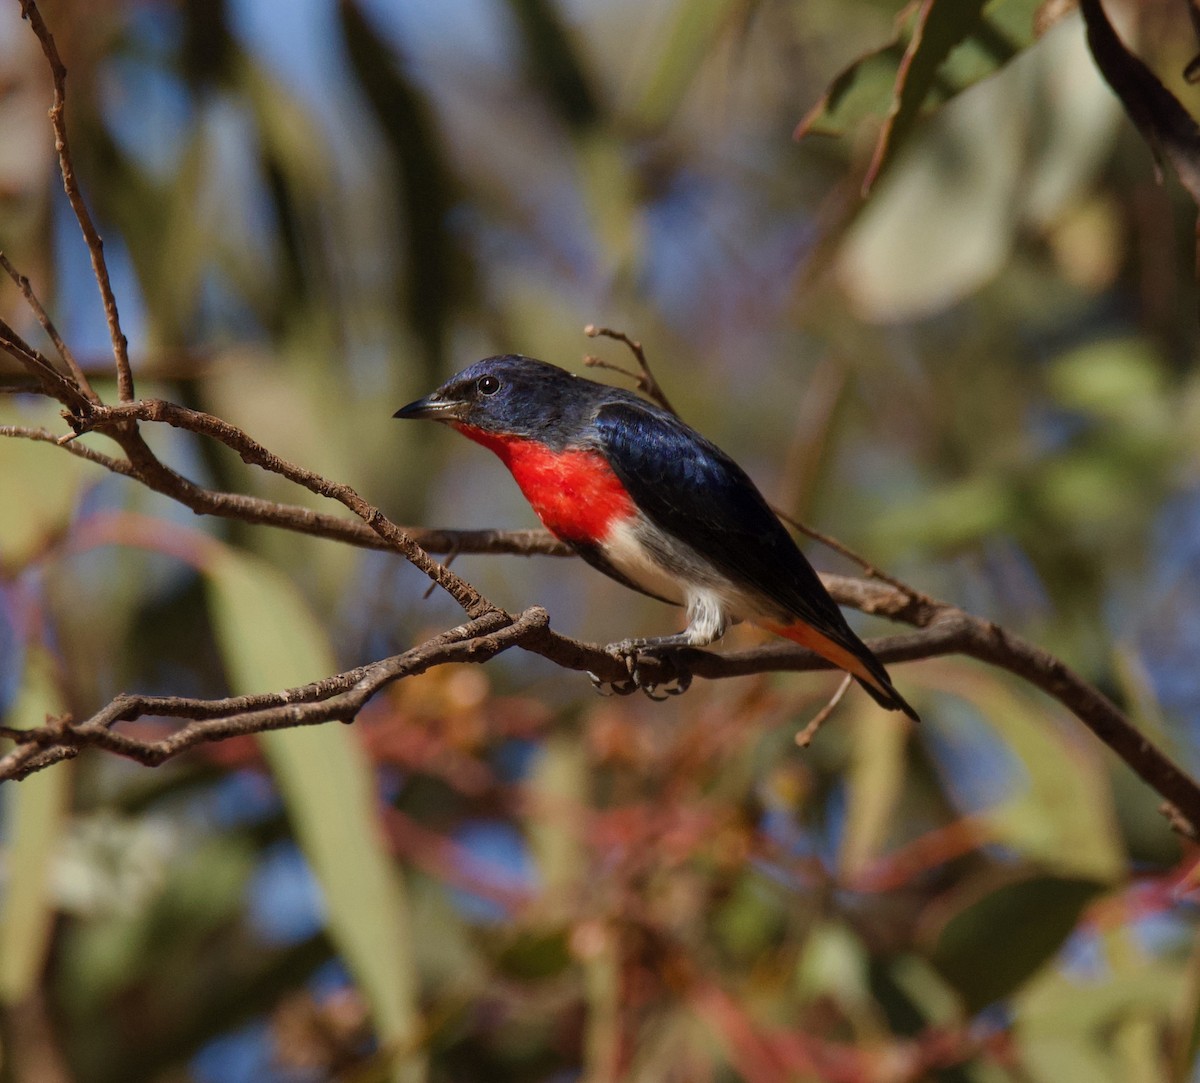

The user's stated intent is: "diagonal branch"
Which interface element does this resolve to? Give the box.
[0,250,97,401]
[18,0,134,401]
[2,0,1197,845]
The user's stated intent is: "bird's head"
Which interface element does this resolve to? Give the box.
[393,354,598,444]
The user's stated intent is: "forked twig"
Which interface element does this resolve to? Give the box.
[584,323,678,415]
[0,250,97,401]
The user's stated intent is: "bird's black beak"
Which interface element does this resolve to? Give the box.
[392,393,466,422]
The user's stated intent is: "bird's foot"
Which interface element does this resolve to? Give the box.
[599,639,693,701]
[587,670,639,697]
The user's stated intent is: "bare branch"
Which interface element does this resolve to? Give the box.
[795,673,852,747]
[584,323,678,415]
[2,4,1196,845]
[18,0,134,401]
[0,251,97,401]
[0,315,94,413]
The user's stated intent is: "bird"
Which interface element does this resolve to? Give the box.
[394,354,918,720]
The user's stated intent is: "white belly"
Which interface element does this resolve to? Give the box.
[601,516,773,644]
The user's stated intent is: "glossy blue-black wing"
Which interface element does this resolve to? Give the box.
[594,401,917,719]
[593,402,842,628]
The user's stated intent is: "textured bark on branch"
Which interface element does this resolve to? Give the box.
[2,0,1197,845]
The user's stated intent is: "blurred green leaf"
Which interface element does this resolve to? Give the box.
[0,411,85,568]
[838,704,909,878]
[1172,938,1200,1083]
[795,920,872,1010]
[1047,338,1168,423]
[205,545,423,1082]
[713,873,786,961]
[797,0,1041,189]
[631,0,746,127]
[1018,937,1184,1083]
[924,872,1103,1013]
[340,0,460,378]
[506,0,600,132]
[0,646,70,1005]
[495,929,572,981]
[877,474,1014,550]
[834,12,1118,319]
[938,669,1125,882]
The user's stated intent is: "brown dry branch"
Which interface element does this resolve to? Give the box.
[0,250,96,401]
[584,323,678,415]
[2,0,1199,843]
[17,0,134,401]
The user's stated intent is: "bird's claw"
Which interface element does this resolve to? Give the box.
[592,643,693,701]
[587,671,639,697]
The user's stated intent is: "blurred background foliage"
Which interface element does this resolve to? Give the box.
[3,0,1200,1079]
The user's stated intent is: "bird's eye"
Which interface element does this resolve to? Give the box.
[477,375,501,396]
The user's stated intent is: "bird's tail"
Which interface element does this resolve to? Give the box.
[764,620,920,723]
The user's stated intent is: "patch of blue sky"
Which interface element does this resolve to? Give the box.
[228,0,352,132]
[0,586,23,716]
[1136,488,1200,765]
[309,956,352,998]
[920,697,1023,814]
[53,189,148,360]
[355,0,520,83]
[1055,922,1108,982]
[449,819,539,923]
[752,792,831,895]
[1130,900,1196,959]
[98,14,194,181]
[246,840,326,945]
[494,738,539,784]
[191,1019,318,1083]
[199,770,284,831]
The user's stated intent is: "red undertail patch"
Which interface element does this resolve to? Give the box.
[453,425,637,543]
[762,619,886,695]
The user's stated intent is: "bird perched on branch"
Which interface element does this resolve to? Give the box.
[394,355,917,720]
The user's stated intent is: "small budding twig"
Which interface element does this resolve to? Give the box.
[795,673,852,747]
[584,324,678,416]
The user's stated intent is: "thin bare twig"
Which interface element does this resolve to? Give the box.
[584,323,678,415]
[2,5,1197,843]
[0,315,93,412]
[795,673,852,747]
[18,0,134,401]
[0,608,548,781]
[0,250,97,401]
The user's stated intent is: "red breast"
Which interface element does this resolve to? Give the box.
[452,425,637,543]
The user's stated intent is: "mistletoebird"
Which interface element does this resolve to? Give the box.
[394,355,918,720]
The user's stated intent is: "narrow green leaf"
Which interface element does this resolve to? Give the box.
[340,0,459,378]
[0,413,85,568]
[838,705,909,879]
[796,0,1043,188]
[0,646,70,1004]
[949,671,1125,882]
[630,0,746,127]
[204,546,423,1082]
[925,872,1103,1013]
[863,0,990,190]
